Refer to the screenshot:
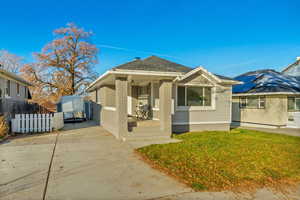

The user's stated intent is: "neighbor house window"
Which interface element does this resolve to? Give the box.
[17,83,20,95]
[177,86,213,107]
[288,97,300,111]
[24,87,27,98]
[6,80,10,96]
[240,96,265,109]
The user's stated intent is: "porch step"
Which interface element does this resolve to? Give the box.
[129,126,161,133]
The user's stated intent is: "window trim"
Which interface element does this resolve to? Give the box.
[176,84,216,111]
[288,97,300,112]
[240,96,266,109]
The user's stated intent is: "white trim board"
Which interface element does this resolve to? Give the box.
[103,106,116,111]
[233,92,300,97]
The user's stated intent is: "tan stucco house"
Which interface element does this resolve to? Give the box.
[87,56,240,140]
[232,69,300,128]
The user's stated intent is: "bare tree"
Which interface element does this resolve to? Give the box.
[0,50,23,73]
[21,23,99,106]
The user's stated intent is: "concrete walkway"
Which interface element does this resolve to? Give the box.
[1,122,300,200]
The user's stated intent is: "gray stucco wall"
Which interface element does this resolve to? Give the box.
[172,84,232,132]
[173,123,230,133]
[101,108,118,136]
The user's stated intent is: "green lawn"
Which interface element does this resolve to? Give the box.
[136,129,300,191]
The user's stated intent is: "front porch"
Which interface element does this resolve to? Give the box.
[96,73,174,140]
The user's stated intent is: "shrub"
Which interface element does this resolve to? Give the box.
[0,116,8,138]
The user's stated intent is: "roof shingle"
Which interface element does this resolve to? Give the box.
[113,55,192,73]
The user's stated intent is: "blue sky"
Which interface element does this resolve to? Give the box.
[1,0,300,77]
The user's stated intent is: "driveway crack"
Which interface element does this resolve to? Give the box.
[42,131,60,200]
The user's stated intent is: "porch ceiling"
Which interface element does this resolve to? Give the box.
[90,73,176,89]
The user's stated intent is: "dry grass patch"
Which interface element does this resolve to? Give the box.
[0,116,9,138]
[136,129,300,192]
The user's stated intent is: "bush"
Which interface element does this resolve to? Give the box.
[0,116,8,138]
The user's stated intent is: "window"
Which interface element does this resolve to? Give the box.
[177,86,212,107]
[240,97,247,108]
[17,83,20,95]
[24,87,27,98]
[288,97,300,111]
[6,80,10,96]
[240,96,265,109]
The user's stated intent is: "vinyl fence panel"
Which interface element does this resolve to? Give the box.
[11,112,64,134]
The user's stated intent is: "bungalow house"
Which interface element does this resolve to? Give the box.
[87,56,240,140]
[232,69,300,128]
[0,67,32,116]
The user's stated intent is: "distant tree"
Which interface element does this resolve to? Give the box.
[21,23,99,101]
[0,50,23,73]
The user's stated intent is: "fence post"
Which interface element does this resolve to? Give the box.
[30,114,34,133]
[45,114,49,132]
[21,114,25,133]
[34,114,37,133]
[38,114,41,132]
[25,114,29,134]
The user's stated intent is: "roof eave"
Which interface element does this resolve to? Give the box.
[222,80,243,85]
[233,92,300,96]
[86,69,183,92]
[0,69,32,87]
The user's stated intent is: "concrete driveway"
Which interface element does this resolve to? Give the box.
[1,122,299,200]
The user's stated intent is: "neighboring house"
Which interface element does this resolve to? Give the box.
[282,57,300,77]
[87,56,240,140]
[232,69,300,128]
[0,68,32,117]
[0,68,31,101]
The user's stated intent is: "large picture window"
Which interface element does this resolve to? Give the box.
[288,97,300,111]
[177,86,213,107]
[240,96,265,109]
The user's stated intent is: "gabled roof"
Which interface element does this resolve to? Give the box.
[233,69,300,94]
[87,56,238,91]
[175,66,240,85]
[113,55,192,73]
[0,68,32,86]
[282,58,300,77]
[114,56,236,81]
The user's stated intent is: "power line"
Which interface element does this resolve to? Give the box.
[97,44,181,60]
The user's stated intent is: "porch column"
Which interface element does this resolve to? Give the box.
[115,77,128,139]
[159,80,172,135]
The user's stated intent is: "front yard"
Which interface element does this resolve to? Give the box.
[136,129,300,192]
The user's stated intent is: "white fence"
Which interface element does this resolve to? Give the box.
[53,112,64,130]
[11,112,64,133]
